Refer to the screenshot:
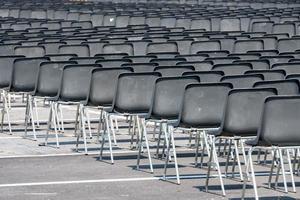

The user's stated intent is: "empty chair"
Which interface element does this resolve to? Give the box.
[109,72,162,170]
[95,53,128,60]
[58,44,90,57]
[234,59,270,70]
[169,39,194,55]
[206,57,240,65]
[252,36,277,50]
[190,40,221,54]
[221,74,264,88]
[254,79,300,95]
[147,52,179,59]
[150,58,186,66]
[182,71,224,83]
[10,57,50,93]
[176,54,208,62]
[82,41,109,57]
[220,18,241,31]
[38,42,66,54]
[154,66,194,77]
[177,61,213,71]
[177,81,233,188]
[53,64,100,153]
[233,40,264,53]
[46,54,77,62]
[122,63,158,73]
[14,46,45,57]
[245,69,286,80]
[126,40,151,56]
[272,62,300,75]
[96,59,132,68]
[190,18,211,31]
[248,50,278,56]
[0,44,20,56]
[103,43,134,56]
[34,61,77,98]
[251,21,274,34]
[0,55,25,89]
[123,56,156,63]
[272,23,296,37]
[261,56,294,66]
[69,57,104,64]
[242,95,300,200]
[146,42,178,54]
[212,63,252,76]
[277,38,300,53]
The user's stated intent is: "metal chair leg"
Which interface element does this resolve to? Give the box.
[142,118,153,173]
[287,149,296,193]
[279,148,288,193]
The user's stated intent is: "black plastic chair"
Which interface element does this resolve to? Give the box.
[182,71,224,83]
[109,72,162,173]
[245,69,286,80]
[242,96,300,199]
[146,76,200,184]
[55,64,101,154]
[34,61,77,147]
[221,74,264,88]
[174,82,233,196]
[212,63,252,76]
[253,80,300,95]
[84,67,134,163]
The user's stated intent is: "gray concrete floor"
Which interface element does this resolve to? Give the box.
[0,97,299,200]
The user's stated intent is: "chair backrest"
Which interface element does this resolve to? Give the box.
[182,71,224,83]
[218,88,277,137]
[205,57,240,65]
[233,59,270,70]
[96,59,132,68]
[272,62,300,75]
[38,42,66,54]
[220,18,241,31]
[150,58,186,66]
[69,57,103,64]
[58,64,100,102]
[0,44,20,56]
[244,69,286,80]
[233,39,264,53]
[14,45,45,57]
[112,72,161,114]
[46,54,77,61]
[212,63,252,76]
[255,96,300,146]
[176,83,233,129]
[277,38,300,53]
[251,21,274,34]
[34,61,77,97]
[122,63,158,73]
[102,43,134,56]
[221,74,264,88]
[272,23,296,37]
[10,57,50,92]
[123,55,156,63]
[86,67,133,107]
[148,76,200,120]
[82,41,108,57]
[190,40,221,54]
[154,66,194,77]
[177,61,214,71]
[176,54,208,62]
[146,42,178,54]
[0,55,25,88]
[58,44,90,57]
[253,79,300,95]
